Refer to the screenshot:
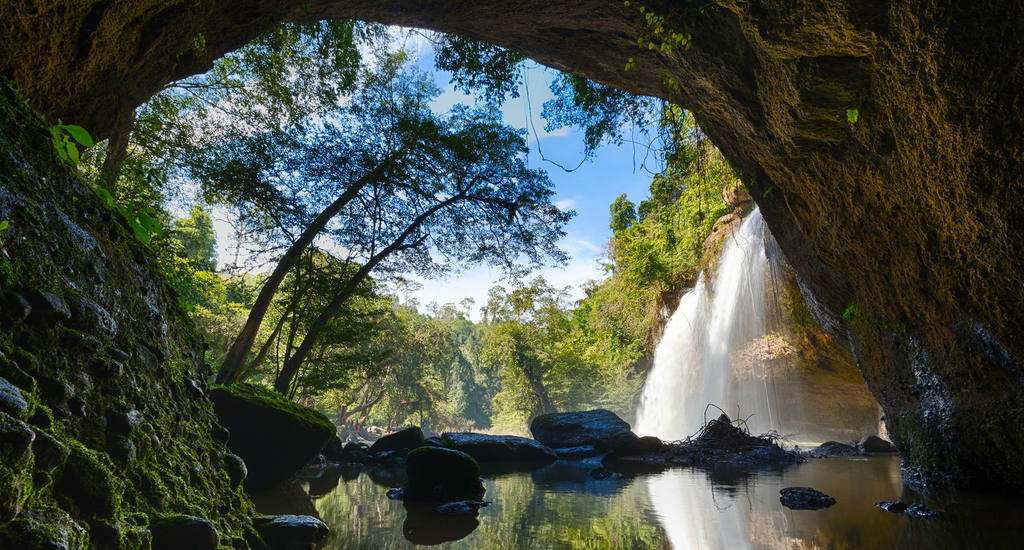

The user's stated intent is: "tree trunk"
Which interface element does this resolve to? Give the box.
[217,156,396,383]
[100,108,135,189]
[273,195,459,393]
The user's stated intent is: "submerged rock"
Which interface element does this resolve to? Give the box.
[370,426,424,454]
[403,447,484,503]
[905,503,940,518]
[436,500,489,515]
[876,500,908,513]
[779,487,836,510]
[150,514,219,550]
[253,514,329,550]
[441,432,557,464]
[530,409,635,450]
[210,383,335,491]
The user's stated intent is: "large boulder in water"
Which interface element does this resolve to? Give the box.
[529,409,637,451]
[369,426,424,454]
[210,383,335,491]
[404,447,484,503]
[441,432,556,464]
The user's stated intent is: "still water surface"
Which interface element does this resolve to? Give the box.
[291,456,1021,549]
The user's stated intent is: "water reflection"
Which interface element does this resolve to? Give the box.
[309,456,1023,549]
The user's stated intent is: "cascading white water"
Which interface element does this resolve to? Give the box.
[636,207,776,440]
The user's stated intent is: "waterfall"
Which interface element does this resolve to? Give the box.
[636,207,778,440]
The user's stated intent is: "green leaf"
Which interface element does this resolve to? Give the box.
[0,220,8,231]
[93,186,114,207]
[65,141,79,164]
[845,108,859,124]
[59,124,95,147]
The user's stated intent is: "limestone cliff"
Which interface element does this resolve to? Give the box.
[2,0,1022,491]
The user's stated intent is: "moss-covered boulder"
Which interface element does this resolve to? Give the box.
[369,426,424,454]
[210,383,335,491]
[440,432,556,464]
[403,447,484,503]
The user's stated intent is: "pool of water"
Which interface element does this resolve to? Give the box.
[272,456,1021,549]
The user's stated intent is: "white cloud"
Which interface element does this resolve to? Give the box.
[554,198,577,211]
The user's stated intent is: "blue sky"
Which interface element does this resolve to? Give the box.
[406,56,659,317]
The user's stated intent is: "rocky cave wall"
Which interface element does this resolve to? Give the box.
[2,1,1023,491]
[0,81,255,548]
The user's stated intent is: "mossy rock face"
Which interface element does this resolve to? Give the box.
[1,411,34,522]
[0,79,256,546]
[369,426,424,454]
[404,447,484,503]
[0,507,87,550]
[210,383,335,491]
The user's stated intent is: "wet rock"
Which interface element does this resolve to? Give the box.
[441,432,557,464]
[0,292,32,322]
[876,500,908,513]
[1,412,35,521]
[386,487,404,500]
[0,507,88,549]
[67,294,117,339]
[811,441,859,457]
[38,376,73,404]
[905,503,940,518]
[25,290,71,324]
[211,424,231,443]
[858,435,897,454]
[589,467,613,480]
[253,514,328,550]
[422,436,445,447]
[185,378,205,398]
[31,429,69,471]
[369,426,424,454]
[150,515,219,550]
[224,452,248,488]
[530,409,635,450]
[107,408,144,435]
[321,436,346,461]
[210,383,335,491]
[403,447,485,503]
[0,376,28,419]
[612,435,665,456]
[779,487,836,510]
[553,445,599,459]
[57,445,118,518]
[107,438,137,467]
[341,441,371,462]
[436,500,489,515]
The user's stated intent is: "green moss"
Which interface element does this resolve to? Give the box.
[212,382,334,435]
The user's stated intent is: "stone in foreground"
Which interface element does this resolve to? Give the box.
[779,487,836,510]
[150,514,219,550]
[403,447,484,503]
[210,383,335,491]
[254,514,329,550]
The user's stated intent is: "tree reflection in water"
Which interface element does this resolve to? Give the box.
[310,456,1024,549]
